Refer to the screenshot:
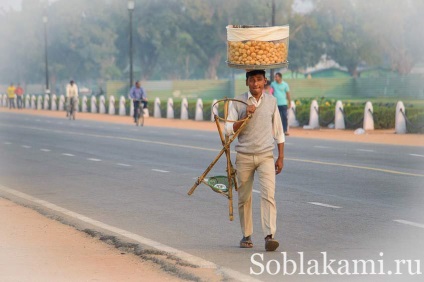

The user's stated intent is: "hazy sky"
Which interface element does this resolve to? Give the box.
[0,0,21,11]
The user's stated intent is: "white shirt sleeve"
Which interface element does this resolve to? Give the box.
[273,105,285,144]
[224,101,237,136]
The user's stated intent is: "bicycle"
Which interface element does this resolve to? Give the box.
[134,100,147,126]
[67,96,78,120]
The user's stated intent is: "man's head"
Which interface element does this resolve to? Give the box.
[70,80,74,85]
[135,81,140,88]
[246,70,267,96]
[274,72,282,83]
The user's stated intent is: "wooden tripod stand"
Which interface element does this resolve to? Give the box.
[187,98,251,221]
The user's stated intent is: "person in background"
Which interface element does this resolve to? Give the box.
[264,80,273,95]
[15,84,24,109]
[66,80,79,118]
[225,69,285,252]
[7,83,16,109]
[271,72,291,136]
[128,81,148,123]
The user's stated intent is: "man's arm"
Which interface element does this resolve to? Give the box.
[128,87,134,99]
[275,142,284,174]
[286,91,291,108]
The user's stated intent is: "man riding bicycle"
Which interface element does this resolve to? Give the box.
[129,81,148,123]
[66,80,79,120]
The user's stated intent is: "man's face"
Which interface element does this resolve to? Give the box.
[136,82,140,88]
[247,74,266,96]
[274,75,282,83]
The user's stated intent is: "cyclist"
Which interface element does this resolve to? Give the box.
[129,81,148,123]
[66,80,79,119]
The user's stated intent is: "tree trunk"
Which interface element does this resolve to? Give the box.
[205,53,222,79]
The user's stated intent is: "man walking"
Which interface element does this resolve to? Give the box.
[66,80,79,119]
[225,70,285,252]
[271,72,291,135]
[15,84,24,109]
[7,83,16,109]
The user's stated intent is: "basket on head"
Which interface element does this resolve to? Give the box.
[226,25,289,70]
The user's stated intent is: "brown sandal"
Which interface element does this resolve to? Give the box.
[265,235,279,251]
[240,236,253,248]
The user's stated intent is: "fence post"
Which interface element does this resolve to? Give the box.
[129,98,134,117]
[59,95,65,111]
[335,100,345,130]
[195,98,203,121]
[395,101,407,134]
[99,95,106,114]
[37,95,43,110]
[181,98,189,120]
[25,94,30,109]
[154,97,161,118]
[211,99,218,122]
[82,95,88,112]
[288,100,299,127]
[305,99,319,129]
[363,101,374,130]
[91,96,97,113]
[51,94,57,111]
[108,96,115,115]
[119,96,126,116]
[43,94,49,110]
[31,95,37,110]
[167,98,174,119]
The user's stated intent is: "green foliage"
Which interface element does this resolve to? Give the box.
[1,0,423,87]
[373,107,395,129]
[406,110,424,134]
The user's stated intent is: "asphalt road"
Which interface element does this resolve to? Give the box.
[0,112,423,282]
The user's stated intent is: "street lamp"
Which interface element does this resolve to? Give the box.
[43,15,50,108]
[128,0,135,89]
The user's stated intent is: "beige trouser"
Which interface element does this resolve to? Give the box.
[236,151,277,238]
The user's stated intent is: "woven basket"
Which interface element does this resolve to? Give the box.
[226,25,289,70]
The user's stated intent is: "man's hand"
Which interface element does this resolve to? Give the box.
[246,105,256,117]
[275,157,284,175]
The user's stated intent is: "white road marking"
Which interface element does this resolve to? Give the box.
[58,122,63,125]
[46,120,51,123]
[314,145,330,149]
[62,153,75,157]
[40,149,51,152]
[252,189,260,194]
[394,219,424,229]
[21,145,31,149]
[117,163,131,167]
[4,142,12,145]
[87,158,102,162]
[0,184,258,282]
[409,154,424,158]
[357,149,375,152]
[152,169,169,173]
[35,119,40,122]
[4,123,423,178]
[308,202,342,209]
